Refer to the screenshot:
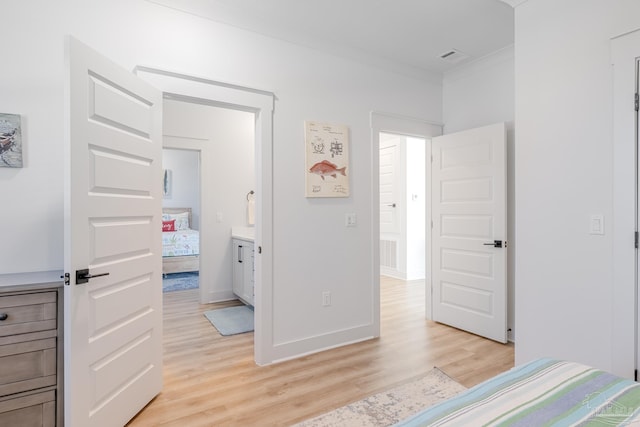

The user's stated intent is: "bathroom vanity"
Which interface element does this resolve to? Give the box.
[231,227,255,306]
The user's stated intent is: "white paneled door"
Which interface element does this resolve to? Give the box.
[64,37,163,426]
[431,123,507,343]
[379,139,400,235]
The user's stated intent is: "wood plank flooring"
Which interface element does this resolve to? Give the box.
[128,276,514,426]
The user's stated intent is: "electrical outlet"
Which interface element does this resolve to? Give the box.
[322,291,331,307]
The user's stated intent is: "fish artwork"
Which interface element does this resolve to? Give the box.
[309,160,347,180]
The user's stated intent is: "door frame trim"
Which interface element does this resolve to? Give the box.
[611,29,640,379]
[134,66,275,365]
[370,112,442,327]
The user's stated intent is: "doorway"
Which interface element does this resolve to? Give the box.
[135,66,276,365]
[161,97,255,305]
[371,112,442,332]
[161,148,201,293]
[379,132,427,281]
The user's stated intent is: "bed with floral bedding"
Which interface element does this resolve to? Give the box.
[161,208,199,275]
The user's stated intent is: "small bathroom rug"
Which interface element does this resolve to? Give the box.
[204,305,254,336]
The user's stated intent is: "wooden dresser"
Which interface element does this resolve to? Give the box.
[0,271,63,427]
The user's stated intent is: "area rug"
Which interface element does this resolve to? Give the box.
[203,305,254,336]
[293,367,466,427]
[162,272,199,292]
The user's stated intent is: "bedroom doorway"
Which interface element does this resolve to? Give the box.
[162,97,255,307]
[136,66,275,365]
[161,148,201,293]
[379,132,427,281]
[371,112,442,330]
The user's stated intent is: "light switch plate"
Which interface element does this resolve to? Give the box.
[589,214,604,235]
[346,213,357,227]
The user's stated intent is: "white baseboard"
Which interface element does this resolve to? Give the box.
[266,324,377,364]
[203,290,236,304]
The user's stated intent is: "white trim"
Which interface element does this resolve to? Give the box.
[611,29,639,379]
[370,112,442,323]
[135,66,276,365]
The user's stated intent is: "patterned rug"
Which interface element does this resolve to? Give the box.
[162,272,199,292]
[293,368,466,427]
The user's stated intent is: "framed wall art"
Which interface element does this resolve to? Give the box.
[0,113,23,168]
[163,169,172,198]
[305,121,350,197]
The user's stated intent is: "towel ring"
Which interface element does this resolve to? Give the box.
[247,190,255,201]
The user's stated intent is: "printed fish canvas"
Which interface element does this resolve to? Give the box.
[305,121,350,197]
[0,113,23,168]
[309,160,346,180]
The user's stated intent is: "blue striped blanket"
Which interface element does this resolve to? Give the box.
[394,358,640,426]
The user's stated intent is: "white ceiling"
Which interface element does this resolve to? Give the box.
[148,0,514,80]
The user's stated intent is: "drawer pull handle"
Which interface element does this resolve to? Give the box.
[0,313,7,321]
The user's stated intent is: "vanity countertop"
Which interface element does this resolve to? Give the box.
[0,270,64,291]
[231,226,255,242]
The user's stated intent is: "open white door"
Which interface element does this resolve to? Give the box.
[431,123,507,343]
[64,37,163,426]
[380,137,402,275]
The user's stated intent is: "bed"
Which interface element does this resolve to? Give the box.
[395,358,640,426]
[162,208,199,275]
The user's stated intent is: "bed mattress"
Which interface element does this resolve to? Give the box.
[162,229,199,257]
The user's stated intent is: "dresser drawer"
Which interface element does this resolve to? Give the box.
[0,292,57,337]
[0,390,56,427]
[0,338,56,397]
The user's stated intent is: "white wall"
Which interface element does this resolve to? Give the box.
[0,0,442,362]
[514,0,640,375]
[163,148,201,229]
[442,45,516,340]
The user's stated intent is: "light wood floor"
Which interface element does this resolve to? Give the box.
[128,276,514,426]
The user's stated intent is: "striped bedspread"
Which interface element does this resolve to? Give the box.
[394,358,640,426]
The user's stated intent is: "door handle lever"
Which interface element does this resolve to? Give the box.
[76,269,110,285]
[483,240,503,248]
[387,203,396,207]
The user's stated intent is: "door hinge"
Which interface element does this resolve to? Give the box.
[635,231,639,249]
[635,92,639,112]
[635,369,638,382]
[61,273,70,286]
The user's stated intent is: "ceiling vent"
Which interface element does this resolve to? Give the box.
[439,49,470,63]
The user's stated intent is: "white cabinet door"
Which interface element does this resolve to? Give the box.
[232,239,244,297]
[233,239,254,306]
[431,123,507,343]
[64,37,163,426]
[243,242,255,306]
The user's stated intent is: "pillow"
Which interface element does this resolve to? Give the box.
[162,219,176,232]
[162,211,190,230]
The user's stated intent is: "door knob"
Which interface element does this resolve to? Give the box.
[76,269,110,285]
[483,240,503,248]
